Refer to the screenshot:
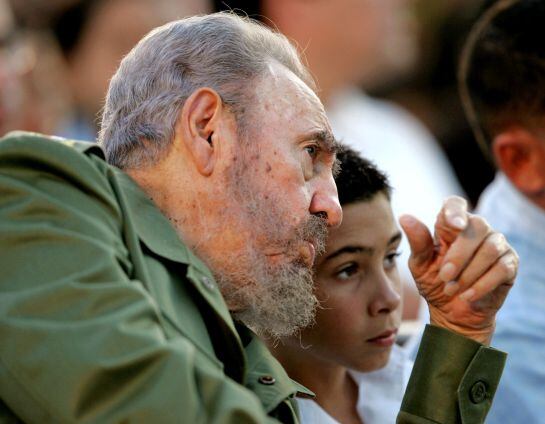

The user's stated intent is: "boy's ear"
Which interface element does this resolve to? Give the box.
[176,87,223,176]
[493,128,545,196]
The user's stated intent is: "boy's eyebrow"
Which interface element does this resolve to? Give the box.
[389,232,402,246]
[324,245,373,262]
[323,231,402,262]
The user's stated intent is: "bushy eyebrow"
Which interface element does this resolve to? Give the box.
[305,129,342,176]
[332,157,341,178]
[312,130,341,155]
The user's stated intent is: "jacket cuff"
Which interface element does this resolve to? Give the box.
[400,325,506,424]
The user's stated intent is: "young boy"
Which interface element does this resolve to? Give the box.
[269,146,411,423]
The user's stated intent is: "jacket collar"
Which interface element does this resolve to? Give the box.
[242,327,314,413]
[112,167,242,345]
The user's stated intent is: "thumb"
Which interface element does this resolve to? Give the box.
[399,214,435,272]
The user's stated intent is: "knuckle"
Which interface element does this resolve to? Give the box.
[495,232,507,246]
[483,235,502,258]
[487,233,509,256]
[471,216,492,234]
[512,249,520,265]
[499,255,517,278]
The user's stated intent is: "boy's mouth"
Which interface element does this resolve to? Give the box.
[366,329,398,347]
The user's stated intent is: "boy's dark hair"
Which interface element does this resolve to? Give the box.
[335,146,392,206]
[459,0,545,156]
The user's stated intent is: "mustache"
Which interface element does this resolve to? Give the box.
[295,214,328,256]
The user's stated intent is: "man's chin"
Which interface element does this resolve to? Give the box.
[228,266,318,338]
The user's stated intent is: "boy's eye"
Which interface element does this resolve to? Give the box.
[384,251,401,269]
[336,263,359,280]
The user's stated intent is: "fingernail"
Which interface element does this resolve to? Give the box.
[439,262,457,282]
[452,216,466,230]
[459,288,475,302]
[443,281,460,296]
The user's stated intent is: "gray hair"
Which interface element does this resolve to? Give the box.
[99,12,314,169]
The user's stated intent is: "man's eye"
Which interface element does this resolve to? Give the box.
[384,251,401,269]
[304,144,319,158]
[336,263,359,280]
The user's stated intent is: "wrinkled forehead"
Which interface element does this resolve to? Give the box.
[252,61,330,130]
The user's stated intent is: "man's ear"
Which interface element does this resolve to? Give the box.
[177,87,223,176]
[493,128,545,195]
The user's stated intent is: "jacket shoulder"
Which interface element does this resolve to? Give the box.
[0,130,105,158]
[0,131,121,209]
[0,131,111,179]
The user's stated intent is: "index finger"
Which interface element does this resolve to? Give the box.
[435,196,469,245]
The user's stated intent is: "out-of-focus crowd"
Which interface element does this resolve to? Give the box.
[0,0,492,201]
[0,0,209,139]
[1,1,543,423]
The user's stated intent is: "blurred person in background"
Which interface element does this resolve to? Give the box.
[0,0,20,135]
[0,0,68,136]
[213,0,465,325]
[46,0,209,140]
[459,0,545,422]
[377,0,495,205]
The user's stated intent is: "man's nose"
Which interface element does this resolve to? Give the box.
[309,180,342,227]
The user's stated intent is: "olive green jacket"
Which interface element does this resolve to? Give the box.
[0,132,506,423]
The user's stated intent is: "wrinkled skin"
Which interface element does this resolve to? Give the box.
[400,196,518,344]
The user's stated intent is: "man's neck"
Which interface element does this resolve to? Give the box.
[125,162,198,242]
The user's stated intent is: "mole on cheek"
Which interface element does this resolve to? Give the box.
[266,162,272,172]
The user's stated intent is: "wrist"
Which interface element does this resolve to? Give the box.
[429,312,495,346]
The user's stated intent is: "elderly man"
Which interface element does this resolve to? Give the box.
[0,13,515,423]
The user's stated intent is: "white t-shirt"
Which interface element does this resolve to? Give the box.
[297,345,413,424]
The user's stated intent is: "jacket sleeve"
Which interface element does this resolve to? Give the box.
[0,135,278,424]
[397,325,506,424]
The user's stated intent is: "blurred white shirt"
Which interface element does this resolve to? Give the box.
[477,173,545,424]
[297,344,413,424]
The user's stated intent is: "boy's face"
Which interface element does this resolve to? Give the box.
[300,193,403,371]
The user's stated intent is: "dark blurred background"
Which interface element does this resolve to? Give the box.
[0,0,493,204]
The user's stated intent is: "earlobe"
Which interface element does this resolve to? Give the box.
[177,88,222,176]
[493,129,545,195]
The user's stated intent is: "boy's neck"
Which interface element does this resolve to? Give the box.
[268,342,362,424]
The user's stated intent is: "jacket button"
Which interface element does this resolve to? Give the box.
[469,381,487,404]
[201,276,215,290]
[258,375,276,385]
